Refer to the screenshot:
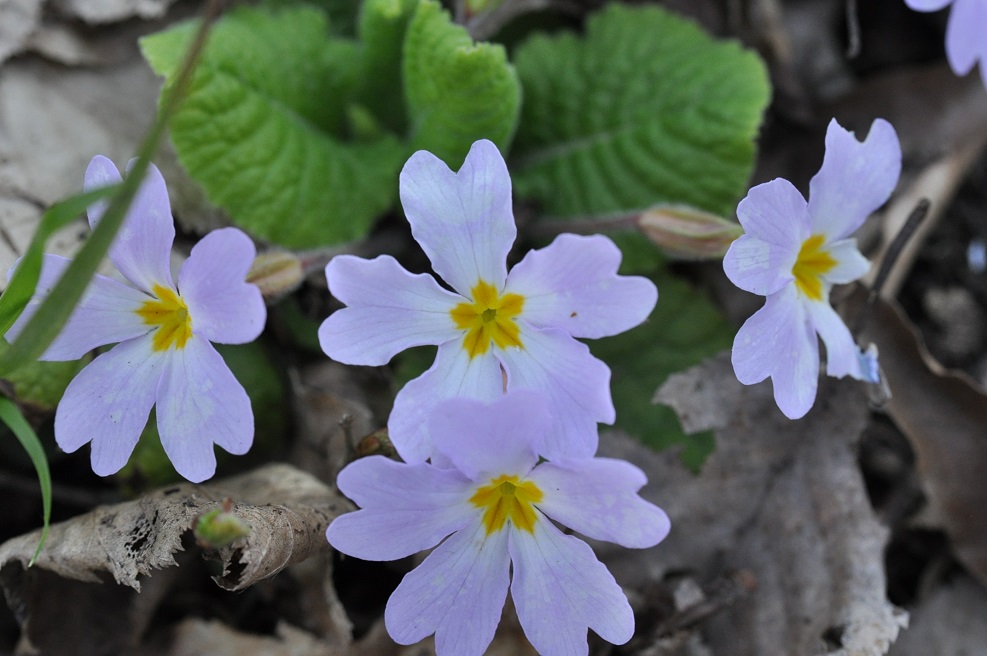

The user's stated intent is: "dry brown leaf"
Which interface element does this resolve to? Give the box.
[852,292,987,589]
[0,464,349,652]
[168,619,332,656]
[887,576,987,655]
[594,353,904,656]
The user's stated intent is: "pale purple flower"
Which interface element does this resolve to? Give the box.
[326,390,670,656]
[7,156,266,482]
[904,0,987,89]
[318,140,657,463]
[723,119,901,419]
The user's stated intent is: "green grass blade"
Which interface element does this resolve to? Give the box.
[0,397,51,565]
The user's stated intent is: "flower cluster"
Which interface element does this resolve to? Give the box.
[8,157,266,482]
[904,0,987,89]
[320,140,668,655]
[723,118,902,419]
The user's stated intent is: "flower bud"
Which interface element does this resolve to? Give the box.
[246,251,303,302]
[638,205,743,260]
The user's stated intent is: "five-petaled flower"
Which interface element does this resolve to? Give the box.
[903,0,987,89]
[318,139,657,463]
[722,118,901,419]
[326,390,670,656]
[7,156,266,482]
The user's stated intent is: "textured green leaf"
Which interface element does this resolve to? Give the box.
[141,7,406,249]
[356,0,420,134]
[593,271,733,471]
[512,4,770,218]
[403,0,521,166]
[0,397,51,564]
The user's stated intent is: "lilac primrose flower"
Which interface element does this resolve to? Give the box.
[319,140,657,463]
[723,118,901,419]
[6,156,266,482]
[904,0,987,89]
[326,390,670,656]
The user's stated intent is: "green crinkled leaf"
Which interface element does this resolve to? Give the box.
[511,4,770,218]
[141,6,405,249]
[403,0,521,166]
[356,0,420,134]
[593,271,733,471]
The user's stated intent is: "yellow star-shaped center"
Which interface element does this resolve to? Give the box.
[449,280,524,359]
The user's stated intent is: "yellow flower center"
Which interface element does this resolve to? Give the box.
[792,234,837,301]
[449,280,524,359]
[136,284,192,351]
[469,474,543,535]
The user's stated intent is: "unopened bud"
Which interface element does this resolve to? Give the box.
[195,497,251,549]
[638,205,743,260]
[247,251,303,302]
[355,428,397,459]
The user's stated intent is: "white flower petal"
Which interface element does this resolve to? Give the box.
[806,300,862,379]
[327,457,475,561]
[529,458,670,548]
[504,233,657,338]
[388,342,504,463]
[807,119,902,241]
[156,337,253,483]
[497,327,613,460]
[385,520,510,656]
[509,520,634,656]
[822,238,870,284]
[7,254,150,361]
[732,285,819,419]
[319,255,462,366]
[399,140,516,294]
[54,337,164,476]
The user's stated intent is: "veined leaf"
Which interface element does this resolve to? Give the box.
[141,7,406,249]
[356,0,420,134]
[512,4,770,218]
[403,0,520,166]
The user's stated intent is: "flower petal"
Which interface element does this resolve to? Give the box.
[155,337,253,483]
[735,178,809,248]
[385,520,510,656]
[807,119,902,241]
[388,342,504,463]
[946,0,987,79]
[822,238,870,284]
[178,228,265,345]
[319,255,462,366]
[399,140,516,294]
[327,456,475,560]
[732,285,819,419]
[85,157,176,293]
[429,390,548,481]
[903,0,952,10]
[7,254,150,360]
[54,337,164,476]
[498,328,613,460]
[504,234,657,338]
[806,300,862,379]
[509,520,634,656]
[529,458,670,548]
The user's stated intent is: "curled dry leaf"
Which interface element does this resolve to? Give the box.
[852,290,987,589]
[169,619,332,656]
[51,0,177,25]
[0,464,350,652]
[596,353,904,656]
[0,0,42,66]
